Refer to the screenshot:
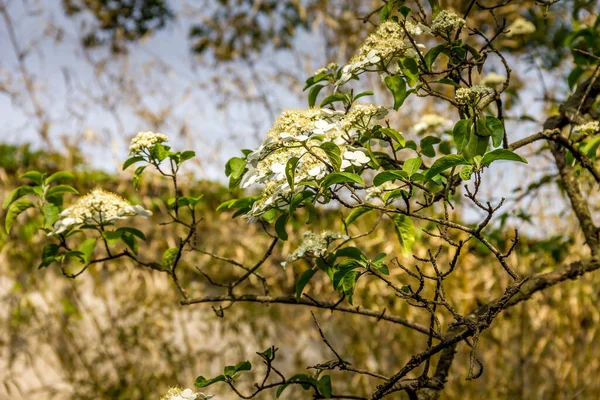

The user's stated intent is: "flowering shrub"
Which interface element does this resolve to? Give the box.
[51,189,152,234]
[4,1,600,399]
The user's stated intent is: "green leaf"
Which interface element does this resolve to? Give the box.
[402,157,422,177]
[308,84,325,107]
[390,214,416,256]
[582,136,600,157]
[225,157,245,177]
[384,75,408,110]
[289,190,314,213]
[373,170,408,186]
[258,347,275,360]
[485,116,505,148]
[475,115,492,137]
[425,155,468,179]
[43,203,60,229]
[398,5,411,17]
[19,171,43,185]
[195,375,226,388]
[335,247,364,260]
[318,375,332,398]
[133,165,147,190]
[354,90,374,101]
[341,270,359,304]
[420,136,442,157]
[162,248,179,267]
[225,157,247,189]
[5,199,34,233]
[481,149,527,167]
[46,185,78,198]
[384,188,409,203]
[116,227,146,240]
[463,133,489,161]
[320,142,342,171]
[102,231,123,244]
[429,0,440,18]
[296,268,318,298]
[39,243,60,269]
[285,157,299,190]
[122,156,145,170]
[304,72,330,90]
[333,260,363,290]
[380,128,405,146]
[459,165,473,180]
[436,77,461,87]
[372,252,386,263]
[217,196,259,213]
[379,1,391,20]
[453,119,472,152]
[425,44,447,70]
[276,374,314,397]
[568,67,585,90]
[400,57,419,86]
[345,207,373,226]
[322,172,364,188]
[150,143,169,161]
[224,361,252,377]
[45,171,74,185]
[262,209,277,223]
[79,238,97,264]
[275,213,288,241]
[179,150,196,163]
[3,186,35,209]
[63,250,85,263]
[320,93,347,107]
[121,233,139,255]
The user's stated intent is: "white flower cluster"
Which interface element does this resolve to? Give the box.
[412,113,453,134]
[51,189,152,235]
[314,62,339,76]
[337,20,426,86]
[366,181,398,200]
[282,230,349,268]
[506,17,536,37]
[241,105,387,221]
[430,10,465,36]
[573,121,600,136]
[129,131,169,155]
[455,85,494,106]
[481,72,507,88]
[160,387,214,400]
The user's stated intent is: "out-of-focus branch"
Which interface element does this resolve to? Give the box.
[181,294,434,336]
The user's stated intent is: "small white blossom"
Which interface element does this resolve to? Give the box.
[481,72,507,88]
[282,230,349,268]
[240,105,386,222]
[573,121,600,136]
[342,150,370,169]
[412,114,452,134]
[160,387,214,400]
[129,131,168,154]
[455,85,494,106]
[506,17,536,37]
[335,20,426,86]
[50,189,152,235]
[366,181,398,200]
[314,62,338,76]
[430,10,466,36]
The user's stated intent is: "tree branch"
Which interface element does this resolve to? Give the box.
[180,294,435,337]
